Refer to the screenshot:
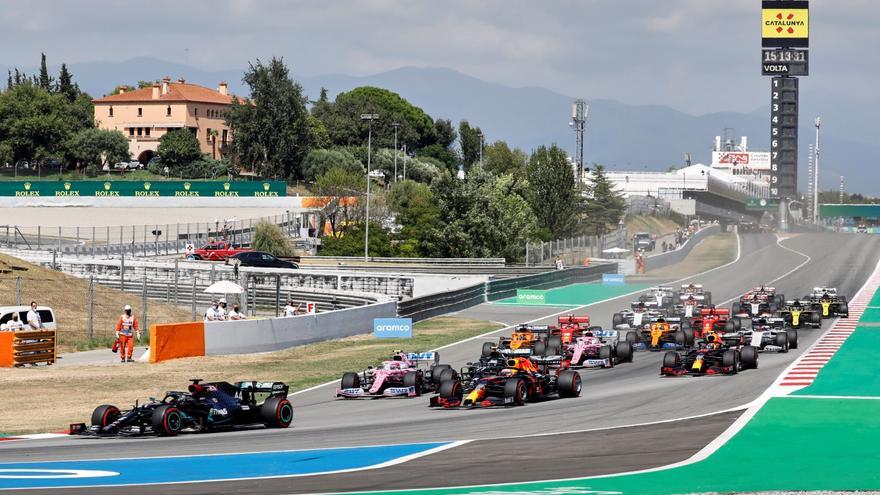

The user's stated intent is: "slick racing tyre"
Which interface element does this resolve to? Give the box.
[662,351,680,368]
[548,335,563,350]
[504,379,528,405]
[740,345,759,370]
[262,397,294,428]
[403,371,423,395]
[675,328,694,347]
[431,364,452,384]
[612,313,624,327]
[91,404,120,428]
[731,302,742,315]
[787,329,798,349]
[704,291,712,305]
[775,294,785,306]
[722,350,738,374]
[616,341,634,363]
[439,368,457,383]
[341,372,360,390]
[598,345,613,362]
[557,370,582,398]
[533,341,546,356]
[775,331,789,352]
[151,405,183,436]
[811,312,822,325]
[482,342,495,357]
[439,380,462,400]
[626,331,638,345]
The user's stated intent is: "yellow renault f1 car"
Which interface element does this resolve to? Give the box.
[776,300,821,329]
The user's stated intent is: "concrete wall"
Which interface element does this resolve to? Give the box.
[203,300,397,355]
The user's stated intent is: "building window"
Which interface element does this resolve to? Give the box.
[222,129,228,145]
[137,127,143,136]
[166,106,171,117]
[109,106,113,117]
[138,107,143,117]
[194,108,198,117]
[129,128,134,137]
[145,128,151,137]
[206,128,212,143]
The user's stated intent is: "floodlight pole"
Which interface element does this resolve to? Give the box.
[361,113,379,261]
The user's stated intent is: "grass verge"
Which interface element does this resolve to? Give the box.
[0,253,192,351]
[625,214,682,237]
[0,316,502,434]
[637,232,737,278]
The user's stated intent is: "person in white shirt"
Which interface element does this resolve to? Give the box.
[26,302,42,330]
[217,299,228,321]
[6,313,24,331]
[283,299,301,317]
[228,304,246,320]
[204,301,222,322]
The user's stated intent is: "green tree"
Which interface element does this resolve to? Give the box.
[67,128,129,168]
[251,220,294,257]
[387,180,440,256]
[418,118,460,170]
[484,140,527,176]
[225,57,314,179]
[157,129,203,167]
[319,222,395,257]
[38,53,52,91]
[426,170,536,261]
[526,144,581,239]
[0,81,93,164]
[57,64,77,102]
[458,120,482,170]
[583,165,626,237]
[315,165,366,236]
[301,148,363,182]
[317,87,435,150]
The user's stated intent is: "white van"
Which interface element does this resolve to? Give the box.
[0,306,57,330]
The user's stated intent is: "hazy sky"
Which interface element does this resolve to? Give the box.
[2,0,877,115]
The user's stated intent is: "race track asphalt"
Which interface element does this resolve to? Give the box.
[3,232,878,495]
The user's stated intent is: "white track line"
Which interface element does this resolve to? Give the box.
[717,233,811,306]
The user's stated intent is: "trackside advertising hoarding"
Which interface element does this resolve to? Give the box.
[373,318,413,339]
[516,289,547,305]
[0,180,286,197]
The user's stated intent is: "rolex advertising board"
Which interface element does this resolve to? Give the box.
[0,181,286,197]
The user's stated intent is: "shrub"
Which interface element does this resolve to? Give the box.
[251,220,294,257]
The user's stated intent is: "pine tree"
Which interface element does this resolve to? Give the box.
[6,70,12,91]
[583,165,626,237]
[58,63,76,102]
[38,53,52,91]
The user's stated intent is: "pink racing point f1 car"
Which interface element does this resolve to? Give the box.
[336,351,454,399]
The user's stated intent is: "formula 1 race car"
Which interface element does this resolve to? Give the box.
[806,287,849,318]
[777,300,822,329]
[732,293,776,319]
[690,307,740,337]
[553,315,592,345]
[564,328,634,368]
[612,303,666,330]
[740,317,798,353]
[661,334,758,376]
[670,295,712,319]
[70,380,293,436]
[741,285,785,307]
[487,324,555,356]
[337,351,452,398]
[675,283,712,305]
[638,287,676,310]
[429,356,581,408]
[633,317,691,351]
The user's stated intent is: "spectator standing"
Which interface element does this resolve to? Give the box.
[228,304,246,320]
[554,256,565,271]
[115,304,141,363]
[204,301,222,321]
[284,299,302,317]
[26,302,43,330]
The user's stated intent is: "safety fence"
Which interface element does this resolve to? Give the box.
[0,211,312,258]
[397,264,618,322]
[0,330,57,367]
[150,300,397,362]
[524,228,629,268]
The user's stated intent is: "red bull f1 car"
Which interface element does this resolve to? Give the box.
[70,379,292,436]
[661,333,758,376]
[337,351,452,398]
[429,356,581,408]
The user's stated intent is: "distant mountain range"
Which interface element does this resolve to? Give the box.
[4,56,876,194]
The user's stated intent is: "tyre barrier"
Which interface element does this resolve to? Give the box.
[0,330,57,367]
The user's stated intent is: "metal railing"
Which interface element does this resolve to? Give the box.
[525,228,629,267]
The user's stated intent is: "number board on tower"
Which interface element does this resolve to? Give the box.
[769,77,799,198]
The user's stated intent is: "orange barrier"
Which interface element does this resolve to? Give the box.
[149,322,205,363]
[0,332,13,367]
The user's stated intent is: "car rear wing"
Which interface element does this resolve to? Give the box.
[558,315,590,326]
[405,352,440,366]
[700,308,729,317]
[236,381,289,397]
